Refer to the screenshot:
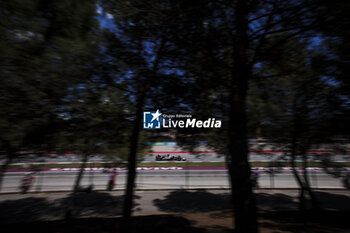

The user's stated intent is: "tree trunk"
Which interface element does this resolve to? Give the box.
[290,96,308,212]
[227,1,258,232]
[291,151,306,211]
[290,126,307,212]
[301,152,320,210]
[121,82,144,233]
[65,153,89,220]
[121,38,164,233]
[290,96,319,211]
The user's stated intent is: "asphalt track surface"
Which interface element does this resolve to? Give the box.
[2,151,349,165]
[1,168,346,193]
[143,152,350,162]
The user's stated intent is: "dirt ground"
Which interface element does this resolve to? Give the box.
[1,210,350,233]
[182,209,350,233]
[1,189,349,232]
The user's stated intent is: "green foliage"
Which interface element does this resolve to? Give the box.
[0,0,98,153]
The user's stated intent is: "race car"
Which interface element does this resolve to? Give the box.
[155,154,186,161]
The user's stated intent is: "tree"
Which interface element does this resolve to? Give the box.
[62,79,131,220]
[165,0,347,231]
[246,28,349,209]
[98,1,347,232]
[0,0,98,190]
[99,1,187,230]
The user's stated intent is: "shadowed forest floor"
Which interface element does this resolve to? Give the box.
[0,189,349,233]
[1,210,350,233]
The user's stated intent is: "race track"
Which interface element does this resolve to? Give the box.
[1,168,346,193]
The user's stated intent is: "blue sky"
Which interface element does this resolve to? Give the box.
[96,4,115,30]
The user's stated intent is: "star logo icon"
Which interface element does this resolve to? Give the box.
[143,110,162,129]
[151,109,162,122]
